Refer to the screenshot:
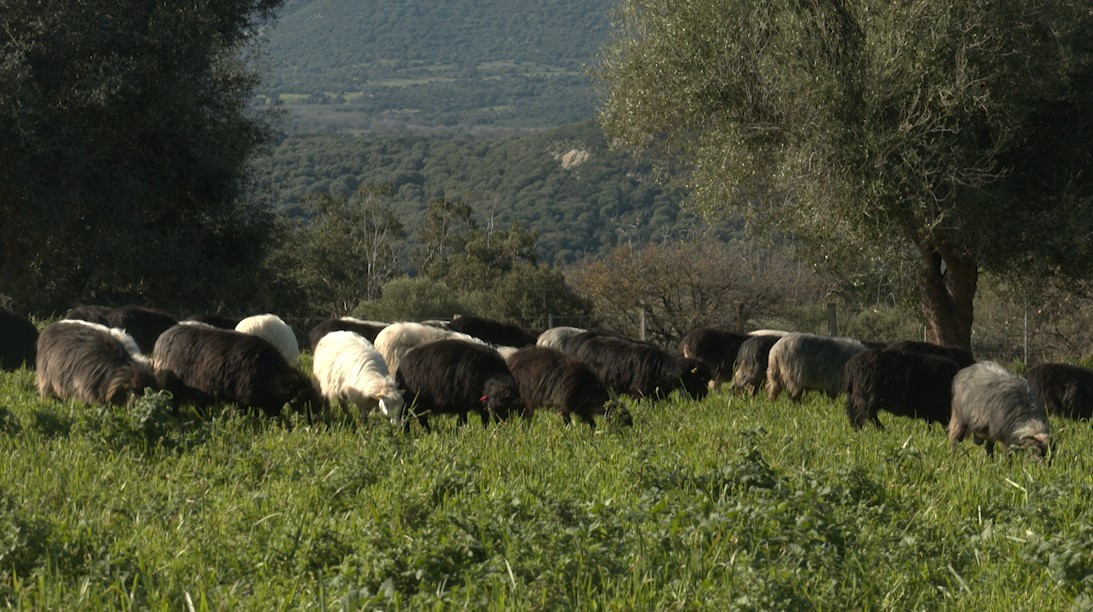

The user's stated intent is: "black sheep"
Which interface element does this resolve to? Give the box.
[731,334,783,396]
[447,314,537,348]
[562,331,711,400]
[396,338,520,431]
[307,317,388,352]
[885,340,975,369]
[108,305,178,355]
[506,346,632,429]
[0,310,38,371]
[844,348,959,430]
[36,320,156,406]
[1025,362,1093,420]
[65,304,113,326]
[152,323,321,418]
[679,327,749,390]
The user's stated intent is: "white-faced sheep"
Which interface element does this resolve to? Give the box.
[766,333,867,401]
[680,327,750,390]
[844,349,959,430]
[396,338,521,431]
[153,323,321,419]
[235,313,299,363]
[107,305,178,355]
[373,322,488,377]
[1,311,38,371]
[1024,362,1093,421]
[505,346,632,429]
[731,334,783,396]
[312,331,403,422]
[307,317,388,352]
[535,326,586,351]
[949,361,1053,459]
[36,320,156,406]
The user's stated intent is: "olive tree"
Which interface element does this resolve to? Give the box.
[597,1,1093,348]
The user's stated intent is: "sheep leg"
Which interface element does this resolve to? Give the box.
[984,439,995,457]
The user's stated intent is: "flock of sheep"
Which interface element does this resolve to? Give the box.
[1,308,1090,459]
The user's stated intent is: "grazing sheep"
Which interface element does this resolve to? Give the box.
[153,323,321,419]
[766,333,867,401]
[558,331,711,400]
[448,314,537,348]
[731,334,783,396]
[1025,363,1093,420]
[65,304,113,326]
[885,340,975,369]
[844,349,959,430]
[396,338,520,431]
[680,327,749,390]
[108,305,178,355]
[306,317,388,353]
[185,313,242,329]
[235,314,299,363]
[506,346,632,429]
[0,311,38,371]
[312,331,403,422]
[373,322,488,377]
[536,326,587,351]
[36,320,155,406]
[949,361,1052,458]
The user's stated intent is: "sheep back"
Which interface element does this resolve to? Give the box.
[307,317,388,352]
[1025,363,1093,420]
[885,340,975,369]
[107,305,178,355]
[235,314,299,363]
[374,322,487,377]
[448,314,537,347]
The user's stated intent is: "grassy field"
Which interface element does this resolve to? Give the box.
[0,366,1090,609]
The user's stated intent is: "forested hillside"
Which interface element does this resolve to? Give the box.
[259,0,614,132]
[251,121,734,263]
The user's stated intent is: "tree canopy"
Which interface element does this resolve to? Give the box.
[0,0,283,312]
[597,0,1093,348]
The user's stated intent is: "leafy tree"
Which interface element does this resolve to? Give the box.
[0,0,283,312]
[597,1,1093,348]
[287,185,405,317]
[414,197,477,278]
[354,277,467,322]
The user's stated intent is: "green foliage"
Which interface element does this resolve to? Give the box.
[251,121,723,265]
[597,0,1093,347]
[2,367,1092,607]
[260,0,616,131]
[355,277,468,322]
[0,0,285,313]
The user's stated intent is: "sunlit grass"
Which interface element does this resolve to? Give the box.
[1,367,1090,608]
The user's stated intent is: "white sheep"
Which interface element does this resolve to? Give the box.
[766,332,867,401]
[535,326,586,351]
[373,322,488,376]
[313,331,403,422]
[949,361,1053,459]
[235,313,299,362]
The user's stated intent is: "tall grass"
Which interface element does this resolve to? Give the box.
[1,367,1090,608]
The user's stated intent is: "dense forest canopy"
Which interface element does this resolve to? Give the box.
[250,121,733,264]
[258,0,615,132]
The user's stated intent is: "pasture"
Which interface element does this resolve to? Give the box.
[0,365,1090,608]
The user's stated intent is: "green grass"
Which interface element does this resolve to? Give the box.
[1,367,1091,608]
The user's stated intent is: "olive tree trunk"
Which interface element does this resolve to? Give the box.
[918,245,978,351]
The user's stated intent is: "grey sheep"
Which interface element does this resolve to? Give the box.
[766,333,867,401]
[949,361,1053,459]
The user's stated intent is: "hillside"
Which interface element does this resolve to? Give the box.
[258,0,615,132]
[251,121,737,264]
